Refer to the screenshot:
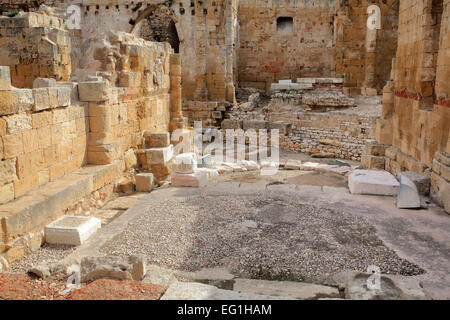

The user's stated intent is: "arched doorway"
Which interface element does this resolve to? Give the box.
[135,5,180,54]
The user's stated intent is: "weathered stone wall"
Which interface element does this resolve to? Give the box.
[275,113,377,161]
[0,66,86,204]
[334,0,399,94]
[237,0,336,91]
[76,32,173,165]
[0,12,71,88]
[363,0,449,213]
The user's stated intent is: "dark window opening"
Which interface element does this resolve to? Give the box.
[277,17,293,33]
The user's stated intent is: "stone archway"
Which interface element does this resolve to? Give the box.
[130,4,180,54]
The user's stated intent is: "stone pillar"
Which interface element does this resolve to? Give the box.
[362,26,378,95]
[169,53,186,132]
[375,58,396,145]
[169,54,182,118]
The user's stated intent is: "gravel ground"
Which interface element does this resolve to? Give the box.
[100,190,424,284]
[9,244,77,274]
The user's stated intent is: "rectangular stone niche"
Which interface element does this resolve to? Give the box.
[45,216,101,245]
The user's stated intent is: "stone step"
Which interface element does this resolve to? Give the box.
[270,83,313,91]
[297,77,344,84]
[160,281,293,300]
[233,278,340,300]
[348,169,399,196]
[45,216,101,245]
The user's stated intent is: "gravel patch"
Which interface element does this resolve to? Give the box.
[100,190,424,283]
[10,244,77,274]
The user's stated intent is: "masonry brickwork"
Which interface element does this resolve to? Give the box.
[362,0,449,213]
[238,0,336,91]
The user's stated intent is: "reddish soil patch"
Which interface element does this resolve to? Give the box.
[67,279,167,300]
[0,273,66,300]
[0,273,166,300]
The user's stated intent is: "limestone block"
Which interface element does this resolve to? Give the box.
[233,279,339,300]
[44,216,101,246]
[4,113,32,134]
[135,173,154,192]
[348,170,400,196]
[33,78,56,88]
[221,119,242,130]
[78,80,107,102]
[0,66,11,90]
[0,89,34,116]
[397,175,421,209]
[396,172,430,196]
[32,88,50,111]
[115,178,135,195]
[56,86,71,107]
[141,145,174,165]
[80,255,146,282]
[143,132,170,148]
[284,159,302,170]
[361,154,385,170]
[431,172,450,214]
[161,282,289,300]
[56,82,79,101]
[0,158,17,184]
[238,160,260,171]
[365,140,386,156]
[174,152,198,174]
[171,171,207,188]
[124,149,137,170]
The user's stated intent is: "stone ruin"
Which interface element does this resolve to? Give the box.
[0,0,448,270]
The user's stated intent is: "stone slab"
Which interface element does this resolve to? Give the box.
[397,175,421,209]
[161,281,292,300]
[171,171,207,188]
[45,216,101,245]
[284,159,302,170]
[348,170,399,196]
[233,279,340,300]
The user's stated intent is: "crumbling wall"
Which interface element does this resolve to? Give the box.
[334,0,399,94]
[76,32,173,165]
[0,12,71,88]
[0,66,86,204]
[237,0,336,91]
[280,113,377,161]
[363,0,449,213]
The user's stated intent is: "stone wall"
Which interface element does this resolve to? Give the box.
[0,12,71,88]
[363,0,449,213]
[275,112,377,161]
[237,0,336,91]
[0,66,86,205]
[334,0,399,94]
[76,32,173,166]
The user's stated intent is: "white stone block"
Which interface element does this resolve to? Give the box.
[397,175,421,209]
[174,152,197,173]
[348,170,399,196]
[45,216,101,245]
[146,145,174,165]
[171,171,207,188]
[278,79,292,84]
